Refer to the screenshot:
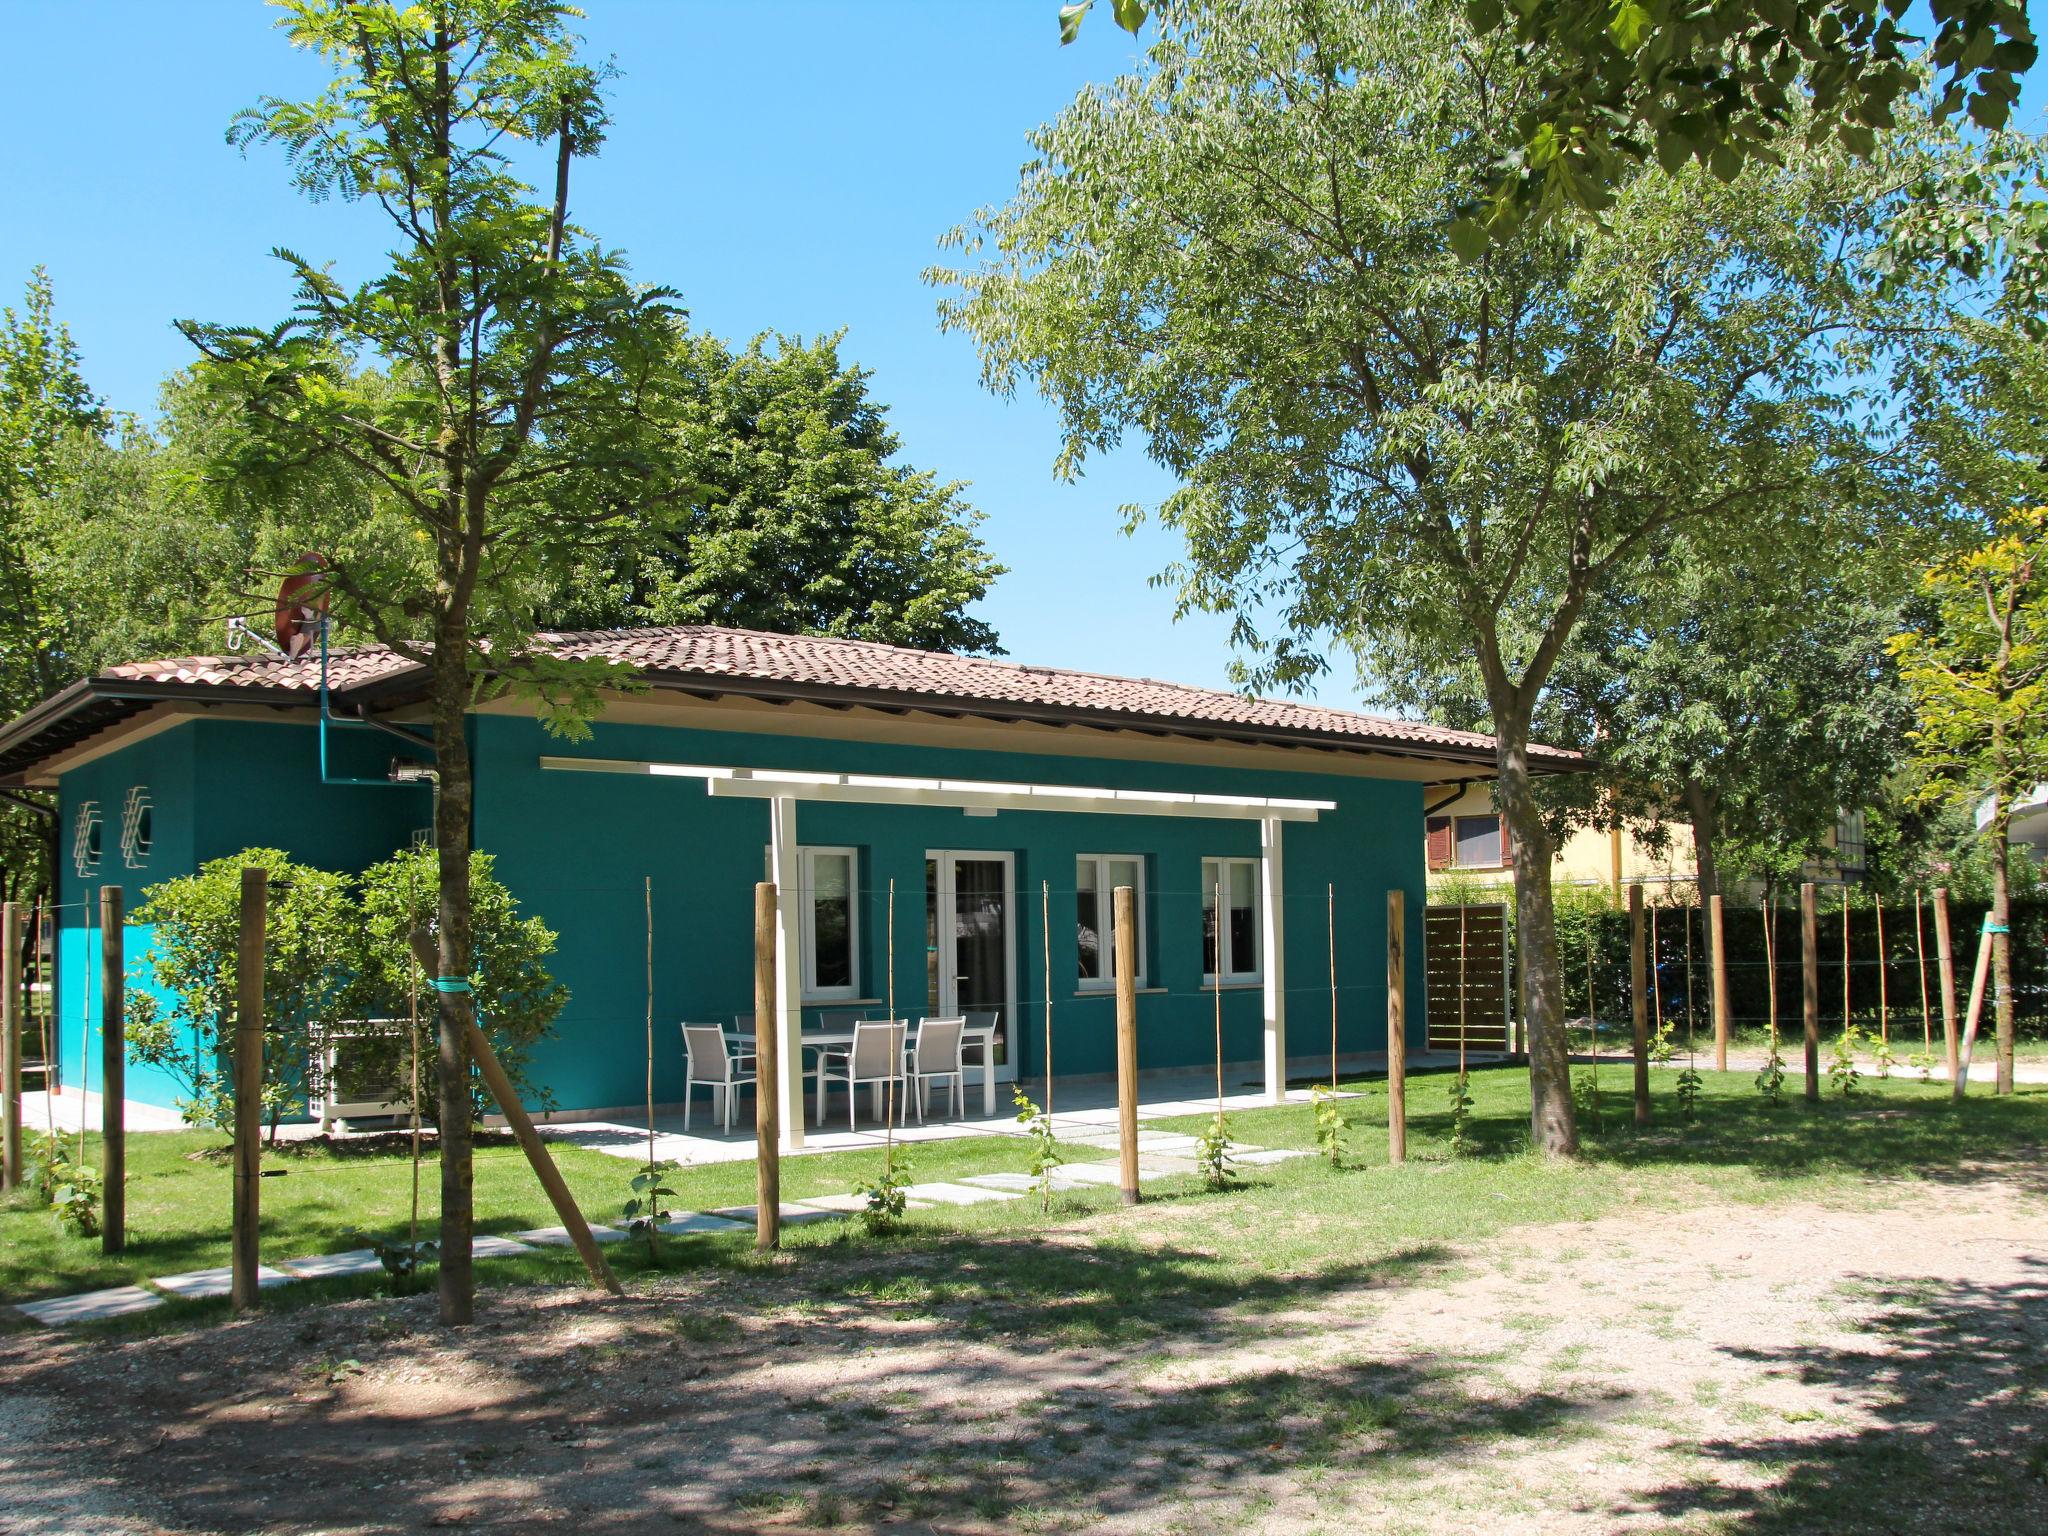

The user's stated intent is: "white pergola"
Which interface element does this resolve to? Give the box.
[540,756,1334,1148]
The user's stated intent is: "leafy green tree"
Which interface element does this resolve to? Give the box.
[178,0,677,1324]
[938,0,1948,1154]
[351,845,567,1118]
[0,268,109,906]
[1890,508,2048,1096]
[1461,1,2036,248]
[126,850,357,1141]
[543,330,1003,651]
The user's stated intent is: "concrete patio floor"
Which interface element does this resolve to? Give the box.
[535,1054,1486,1166]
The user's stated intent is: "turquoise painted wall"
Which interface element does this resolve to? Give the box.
[472,714,1429,1114]
[51,707,1430,1118]
[54,718,426,1113]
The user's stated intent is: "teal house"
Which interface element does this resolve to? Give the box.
[0,625,1570,1137]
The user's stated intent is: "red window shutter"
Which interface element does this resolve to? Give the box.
[1426,816,1453,870]
[1498,815,1513,862]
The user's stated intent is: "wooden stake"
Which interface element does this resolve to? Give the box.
[100,887,125,1254]
[34,898,54,1146]
[1933,887,1958,1081]
[1875,894,1889,1046]
[1841,895,1852,1036]
[405,929,623,1297]
[884,877,896,1173]
[753,881,780,1250]
[1914,889,1932,1057]
[232,868,266,1314]
[1801,882,1820,1104]
[1630,884,1650,1127]
[1953,916,1994,1102]
[1,901,19,1193]
[1386,889,1406,1165]
[1709,893,1730,1071]
[1114,883,1139,1205]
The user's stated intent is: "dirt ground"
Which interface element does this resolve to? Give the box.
[2,1181,2044,1536]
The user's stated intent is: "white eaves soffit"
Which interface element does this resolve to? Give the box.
[535,757,1333,822]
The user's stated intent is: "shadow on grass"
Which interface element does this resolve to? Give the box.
[2,1233,1593,1535]
[1636,1259,2048,1534]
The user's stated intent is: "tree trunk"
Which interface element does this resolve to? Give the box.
[1684,781,1721,925]
[1991,818,2015,1096]
[1496,732,1577,1156]
[431,633,476,1325]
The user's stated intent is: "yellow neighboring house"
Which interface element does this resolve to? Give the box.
[1424,782,1697,898]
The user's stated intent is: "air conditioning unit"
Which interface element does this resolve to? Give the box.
[321,1020,417,1132]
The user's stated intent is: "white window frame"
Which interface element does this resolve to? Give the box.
[1077,852,1147,990]
[1201,855,1263,983]
[1453,814,1505,870]
[799,845,860,1002]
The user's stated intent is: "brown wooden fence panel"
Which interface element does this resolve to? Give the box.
[1424,903,1512,1052]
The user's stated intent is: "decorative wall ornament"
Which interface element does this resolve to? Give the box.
[72,800,103,877]
[121,786,154,868]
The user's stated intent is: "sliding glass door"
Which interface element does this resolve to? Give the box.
[924,850,1015,1074]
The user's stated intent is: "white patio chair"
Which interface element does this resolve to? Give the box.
[963,1009,1002,1112]
[844,1020,908,1130]
[812,1009,868,1123]
[909,1016,966,1124]
[737,1011,839,1125]
[681,1022,754,1133]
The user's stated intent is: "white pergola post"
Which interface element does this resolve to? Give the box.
[768,793,805,1150]
[1261,814,1287,1103]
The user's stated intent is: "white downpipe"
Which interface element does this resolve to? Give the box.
[768,794,805,1150]
[1261,815,1287,1104]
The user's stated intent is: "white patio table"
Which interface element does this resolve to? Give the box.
[726,1017,1000,1126]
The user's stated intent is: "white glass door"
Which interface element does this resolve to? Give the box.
[925,850,1016,1076]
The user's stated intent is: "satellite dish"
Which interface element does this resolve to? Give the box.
[274,553,330,659]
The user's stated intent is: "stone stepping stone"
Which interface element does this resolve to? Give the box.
[899,1181,1021,1206]
[1047,1161,1125,1186]
[1233,1148,1311,1165]
[1137,1157,1200,1177]
[278,1249,386,1280]
[16,1285,164,1327]
[470,1235,538,1259]
[152,1264,296,1300]
[958,1172,1036,1191]
[793,1192,933,1214]
[710,1204,843,1227]
[511,1224,629,1247]
[657,1211,750,1235]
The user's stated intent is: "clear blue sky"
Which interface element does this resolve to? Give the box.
[0,0,1333,702]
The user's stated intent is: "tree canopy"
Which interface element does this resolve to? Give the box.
[941,0,1955,1153]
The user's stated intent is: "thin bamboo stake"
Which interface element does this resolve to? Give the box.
[1213,877,1225,1118]
[1327,883,1338,1090]
[1042,879,1053,1125]
[1841,894,1852,1037]
[884,878,896,1175]
[407,873,421,1260]
[644,876,655,1176]
[1114,883,1140,1205]
[753,882,779,1250]
[1650,902,1664,1048]
[76,917,91,1160]
[1875,894,1889,1046]
[1914,889,1932,1056]
[100,887,124,1252]
[232,868,266,1314]
[34,899,52,1147]
[1458,903,1469,1078]
[1765,897,1779,1056]
[2,902,19,1193]
[1386,889,1406,1165]
[1684,899,1697,1058]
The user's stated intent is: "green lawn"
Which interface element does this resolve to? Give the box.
[6,1064,2045,1341]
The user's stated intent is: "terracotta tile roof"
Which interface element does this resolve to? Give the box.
[11,624,1579,773]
